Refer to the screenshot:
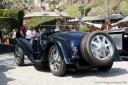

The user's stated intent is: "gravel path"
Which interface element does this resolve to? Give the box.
[0,53,128,85]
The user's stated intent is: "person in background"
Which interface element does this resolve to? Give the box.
[19,23,27,38]
[31,27,38,46]
[60,19,70,32]
[31,26,37,39]
[55,18,61,31]
[101,18,112,30]
[12,29,17,39]
[70,25,76,32]
[11,28,17,44]
[0,29,3,44]
[26,27,32,41]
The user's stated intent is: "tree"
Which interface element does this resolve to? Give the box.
[0,0,5,9]
[84,7,91,16]
[9,0,34,13]
[48,0,61,11]
[79,5,91,16]
[0,9,22,35]
[0,0,3,3]
[57,5,65,12]
[18,10,25,27]
[79,6,85,16]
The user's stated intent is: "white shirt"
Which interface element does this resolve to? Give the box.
[12,31,16,39]
[26,30,32,39]
[55,22,60,31]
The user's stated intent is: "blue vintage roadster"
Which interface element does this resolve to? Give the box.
[14,30,116,76]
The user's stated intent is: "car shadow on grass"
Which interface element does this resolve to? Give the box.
[66,68,128,78]
[0,65,15,85]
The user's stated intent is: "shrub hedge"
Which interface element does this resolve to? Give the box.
[0,9,24,34]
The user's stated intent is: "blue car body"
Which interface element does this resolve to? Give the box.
[14,30,121,76]
[15,31,120,66]
[52,32,86,64]
[15,32,86,64]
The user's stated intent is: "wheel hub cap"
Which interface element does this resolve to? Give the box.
[90,35,113,60]
[49,49,61,72]
[15,47,22,62]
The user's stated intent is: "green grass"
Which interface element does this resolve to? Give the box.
[79,27,90,32]
[26,16,56,27]
[64,3,81,17]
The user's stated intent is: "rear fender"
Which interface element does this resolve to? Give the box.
[52,36,74,64]
[15,38,34,58]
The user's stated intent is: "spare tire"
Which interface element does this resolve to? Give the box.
[80,31,116,66]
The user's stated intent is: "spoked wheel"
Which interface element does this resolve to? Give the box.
[48,46,66,77]
[81,31,115,66]
[90,35,113,61]
[14,45,24,66]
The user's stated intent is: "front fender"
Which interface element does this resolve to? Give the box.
[15,38,34,58]
[52,36,74,64]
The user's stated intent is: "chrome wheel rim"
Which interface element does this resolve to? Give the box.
[90,35,113,60]
[14,46,22,62]
[49,48,61,72]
